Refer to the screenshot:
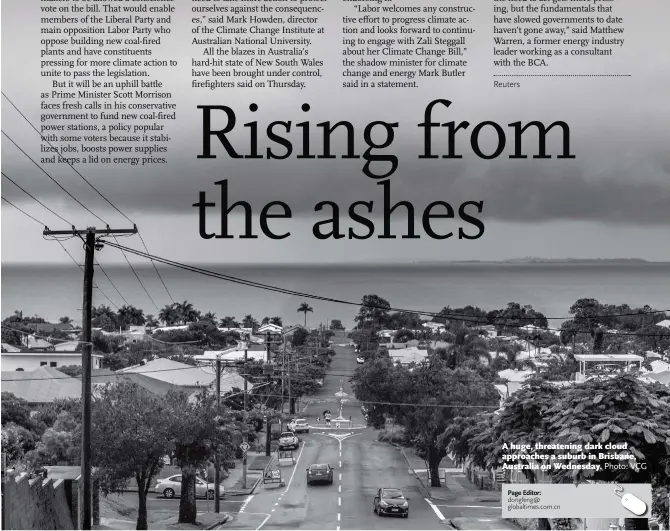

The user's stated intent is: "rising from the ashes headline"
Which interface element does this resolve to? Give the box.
[192,98,575,241]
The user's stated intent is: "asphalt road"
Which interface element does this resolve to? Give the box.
[220,343,447,530]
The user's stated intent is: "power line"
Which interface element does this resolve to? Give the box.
[1,197,119,310]
[98,240,670,339]
[2,129,161,311]
[1,91,175,305]
[2,173,130,308]
[2,172,71,225]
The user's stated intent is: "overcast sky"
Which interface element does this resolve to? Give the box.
[2,0,669,264]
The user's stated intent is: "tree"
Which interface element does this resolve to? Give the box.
[174,301,200,324]
[117,305,146,328]
[58,365,83,378]
[59,316,72,324]
[220,316,240,328]
[165,390,241,524]
[329,319,345,330]
[297,302,314,328]
[242,314,258,330]
[291,328,309,347]
[92,381,173,530]
[270,316,283,326]
[543,375,670,530]
[1,392,32,429]
[26,409,81,468]
[92,305,119,331]
[261,317,270,325]
[145,314,159,328]
[159,304,180,326]
[354,294,390,329]
[351,354,499,487]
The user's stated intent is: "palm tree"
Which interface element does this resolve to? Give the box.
[145,314,159,328]
[59,316,72,324]
[261,317,270,325]
[202,311,217,325]
[297,302,314,327]
[220,316,240,328]
[242,314,258,330]
[270,316,283,326]
[159,303,180,326]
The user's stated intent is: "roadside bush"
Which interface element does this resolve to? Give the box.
[377,429,405,445]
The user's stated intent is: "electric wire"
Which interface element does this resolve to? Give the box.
[1,91,175,305]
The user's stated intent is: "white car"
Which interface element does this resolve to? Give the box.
[288,418,310,433]
[356,357,364,364]
[278,431,299,450]
[155,475,224,499]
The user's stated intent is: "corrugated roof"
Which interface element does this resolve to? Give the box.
[574,354,643,362]
[1,367,81,403]
[86,368,183,396]
[118,358,215,387]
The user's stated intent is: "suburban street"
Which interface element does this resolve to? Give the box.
[219,343,449,530]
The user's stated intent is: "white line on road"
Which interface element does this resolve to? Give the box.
[271,509,275,512]
[424,498,446,521]
[239,512,271,531]
[338,473,341,481]
[339,461,342,467]
[337,513,341,521]
[336,527,340,531]
[338,497,341,506]
[274,503,279,506]
[338,485,341,493]
[240,495,254,513]
[282,439,306,494]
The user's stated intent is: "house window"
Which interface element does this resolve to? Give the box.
[50,362,57,367]
[40,362,48,366]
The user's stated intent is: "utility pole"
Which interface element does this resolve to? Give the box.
[288,346,292,415]
[214,355,221,514]
[43,225,136,530]
[242,349,248,490]
[281,336,286,418]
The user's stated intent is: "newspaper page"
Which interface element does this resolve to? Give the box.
[1,0,669,530]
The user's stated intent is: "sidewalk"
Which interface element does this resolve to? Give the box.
[96,512,229,530]
[222,455,264,496]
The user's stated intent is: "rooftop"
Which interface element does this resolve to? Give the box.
[574,354,644,362]
[1,366,81,404]
[119,358,216,387]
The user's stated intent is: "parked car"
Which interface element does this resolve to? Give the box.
[155,475,224,499]
[356,356,364,364]
[288,418,309,433]
[278,431,299,450]
[373,487,409,517]
[306,463,333,485]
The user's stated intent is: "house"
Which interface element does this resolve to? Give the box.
[257,323,283,336]
[118,358,216,390]
[195,345,267,365]
[1,367,81,405]
[479,325,498,338]
[34,322,77,334]
[1,349,103,372]
[85,368,183,397]
[21,335,54,350]
[422,322,446,333]
[641,371,670,386]
[54,340,81,352]
[497,368,534,383]
[188,368,253,404]
[573,353,643,382]
[655,319,670,329]
[388,347,428,366]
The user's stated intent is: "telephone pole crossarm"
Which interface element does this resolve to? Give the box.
[43,226,138,236]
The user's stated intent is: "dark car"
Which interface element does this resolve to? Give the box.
[373,487,409,517]
[306,464,333,485]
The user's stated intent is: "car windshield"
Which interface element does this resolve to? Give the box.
[295,419,306,423]
[383,489,404,499]
[280,432,293,437]
[310,464,327,470]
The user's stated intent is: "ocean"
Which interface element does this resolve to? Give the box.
[1,262,669,329]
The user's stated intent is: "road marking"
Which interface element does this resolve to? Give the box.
[339,461,342,467]
[336,527,340,531]
[338,497,341,506]
[337,513,341,521]
[240,495,254,513]
[339,473,342,481]
[424,498,446,521]
[242,512,272,531]
[271,509,275,513]
[436,504,502,509]
[274,503,279,506]
[282,438,306,494]
[338,485,341,493]
[479,519,494,521]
